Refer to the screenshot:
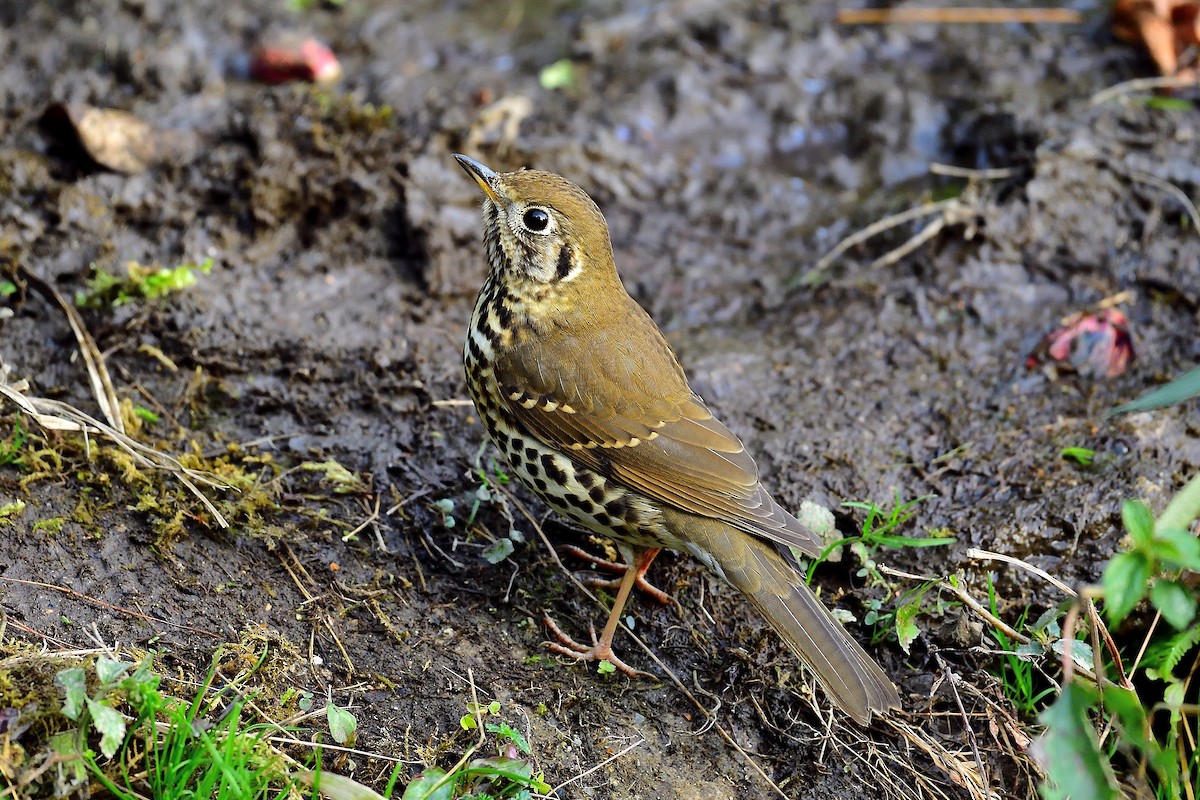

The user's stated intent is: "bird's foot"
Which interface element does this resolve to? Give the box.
[542,613,653,678]
[558,545,680,611]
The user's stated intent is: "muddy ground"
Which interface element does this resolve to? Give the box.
[1,0,1199,798]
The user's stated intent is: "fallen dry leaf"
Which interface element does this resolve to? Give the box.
[41,103,201,174]
[1112,0,1200,78]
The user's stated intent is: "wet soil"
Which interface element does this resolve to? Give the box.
[2,1,1200,798]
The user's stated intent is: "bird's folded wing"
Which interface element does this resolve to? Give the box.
[493,322,825,556]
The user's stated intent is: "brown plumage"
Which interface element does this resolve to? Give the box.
[454,154,900,724]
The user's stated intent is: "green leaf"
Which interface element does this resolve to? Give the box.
[1102,552,1150,625]
[1110,366,1200,416]
[301,770,387,800]
[468,755,534,781]
[1153,528,1200,571]
[872,533,956,548]
[0,281,16,296]
[1050,639,1095,673]
[94,656,130,685]
[1150,580,1197,629]
[1142,625,1200,678]
[327,703,357,744]
[1122,500,1155,548]
[1036,683,1118,800]
[402,768,453,800]
[1143,95,1194,111]
[85,697,127,758]
[1099,685,1146,738]
[55,667,87,720]
[597,660,616,675]
[486,721,531,754]
[538,59,577,90]
[481,537,515,564]
[1061,447,1095,466]
[460,713,478,731]
[894,601,921,654]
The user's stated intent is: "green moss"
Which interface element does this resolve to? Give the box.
[31,517,65,535]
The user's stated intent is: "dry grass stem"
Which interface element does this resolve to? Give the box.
[0,363,230,527]
[18,263,125,434]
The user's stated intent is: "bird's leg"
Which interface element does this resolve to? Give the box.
[543,546,657,677]
[559,545,679,610]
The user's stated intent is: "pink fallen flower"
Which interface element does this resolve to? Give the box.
[1033,309,1136,378]
[250,37,342,84]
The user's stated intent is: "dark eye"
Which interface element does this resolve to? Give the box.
[522,208,550,232]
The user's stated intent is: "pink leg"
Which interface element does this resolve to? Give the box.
[543,547,659,677]
[559,545,679,609]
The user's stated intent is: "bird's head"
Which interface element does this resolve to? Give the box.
[454,154,618,290]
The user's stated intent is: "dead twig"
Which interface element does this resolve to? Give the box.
[838,8,1082,25]
[878,564,1031,645]
[810,198,958,277]
[1090,73,1200,105]
[934,653,990,795]
[967,548,1077,597]
[0,577,221,638]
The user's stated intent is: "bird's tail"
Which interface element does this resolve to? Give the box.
[669,511,901,724]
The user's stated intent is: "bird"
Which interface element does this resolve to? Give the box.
[453,153,901,724]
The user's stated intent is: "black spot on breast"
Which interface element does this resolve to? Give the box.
[554,245,573,281]
[594,512,612,528]
[605,496,628,519]
[533,477,548,492]
[524,446,538,462]
[541,454,568,484]
[566,494,590,510]
[588,485,606,504]
[495,302,513,330]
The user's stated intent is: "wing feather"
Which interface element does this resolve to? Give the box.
[494,298,823,554]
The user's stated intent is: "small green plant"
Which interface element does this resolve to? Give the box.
[807,494,954,584]
[405,700,550,799]
[0,416,26,466]
[0,499,26,522]
[1038,480,1200,800]
[1102,500,1200,628]
[985,579,1060,716]
[289,0,345,10]
[864,577,956,653]
[54,652,296,799]
[538,59,577,90]
[75,258,213,309]
[467,447,524,565]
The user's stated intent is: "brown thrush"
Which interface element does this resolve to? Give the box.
[454,154,900,724]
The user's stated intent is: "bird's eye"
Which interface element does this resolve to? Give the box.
[522,208,551,233]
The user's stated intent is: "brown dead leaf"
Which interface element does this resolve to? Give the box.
[41,103,201,174]
[1112,0,1200,78]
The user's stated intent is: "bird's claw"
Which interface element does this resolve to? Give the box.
[541,613,653,678]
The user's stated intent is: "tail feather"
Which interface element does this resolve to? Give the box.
[666,510,900,724]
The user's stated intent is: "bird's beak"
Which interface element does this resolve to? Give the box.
[454,154,509,207]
